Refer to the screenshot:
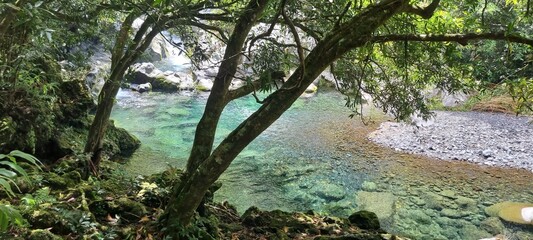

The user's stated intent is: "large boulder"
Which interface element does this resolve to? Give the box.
[126,63,197,92]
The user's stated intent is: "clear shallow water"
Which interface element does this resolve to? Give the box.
[111,89,533,240]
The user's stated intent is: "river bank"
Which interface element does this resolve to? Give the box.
[369,111,533,172]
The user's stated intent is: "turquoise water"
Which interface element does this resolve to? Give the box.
[111,89,533,240]
[112,90,373,214]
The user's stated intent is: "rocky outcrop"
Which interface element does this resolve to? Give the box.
[0,76,140,161]
[125,62,201,92]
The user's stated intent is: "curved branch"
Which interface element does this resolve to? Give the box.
[281,2,305,88]
[372,32,533,47]
[401,0,440,19]
[248,0,285,52]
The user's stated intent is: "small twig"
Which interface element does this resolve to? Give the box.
[281,1,306,90]
[482,0,488,26]
[248,0,285,52]
[334,2,352,30]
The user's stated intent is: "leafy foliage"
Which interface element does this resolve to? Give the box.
[0,150,42,231]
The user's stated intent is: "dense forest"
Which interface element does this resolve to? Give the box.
[1,0,533,239]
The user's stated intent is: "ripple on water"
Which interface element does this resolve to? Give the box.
[112,90,533,240]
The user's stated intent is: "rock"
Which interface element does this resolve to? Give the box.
[28,229,63,240]
[103,121,141,157]
[90,197,147,223]
[459,223,492,240]
[305,83,318,93]
[478,234,507,240]
[485,202,533,225]
[481,149,493,158]
[423,192,446,210]
[348,210,380,230]
[440,208,470,218]
[196,78,213,92]
[480,217,505,235]
[355,191,396,221]
[311,183,346,202]
[439,190,457,199]
[137,83,152,93]
[361,181,377,192]
[45,172,73,189]
[455,196,477,212]
[126,63,161,84]
[411,196,426,206]
[27,209,73,234]
[241,207,316,234]
[144,34,171,62]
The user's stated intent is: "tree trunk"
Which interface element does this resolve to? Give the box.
[84,12,162,173]
[161,0,407,232]
[83,72,122,174]
[159,0,272,232]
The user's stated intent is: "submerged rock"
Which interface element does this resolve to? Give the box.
[355,191,396,221]
[485,201,533,225]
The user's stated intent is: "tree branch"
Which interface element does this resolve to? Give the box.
[248,0,285,52]
[226,80,263,102]
[281,2,305,89]
[372,32,533,47]
[401,0,440,19]
[334,2,352,29]
[186,20,229,42]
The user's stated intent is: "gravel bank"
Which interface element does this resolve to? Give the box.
[368,111,533,172]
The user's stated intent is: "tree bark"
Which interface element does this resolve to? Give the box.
[159,0,272,231]
[84,12,163,173]
[161,0,408,232]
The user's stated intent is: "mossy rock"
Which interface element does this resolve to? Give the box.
[104,121,141,157]
[485,202,533,225]
[26,209,73,234]
[348,210,380,230]
[44,172,74,189]
[241,207,316,234]
[28,229,63,240]
[152,76,179,92]
[90,197,147,223]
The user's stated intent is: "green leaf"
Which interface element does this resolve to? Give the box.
[9,150,42,169]
[0,161,29,179]
[3,3,21,11]
[0,178,15,197]
[0,169,16,178]
[0,209,7,231]
[0,204,25,231]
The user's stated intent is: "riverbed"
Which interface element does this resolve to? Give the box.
[111,89,533,240]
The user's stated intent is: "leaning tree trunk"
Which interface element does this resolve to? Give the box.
[160,0,407,232]
[84,12,163,174]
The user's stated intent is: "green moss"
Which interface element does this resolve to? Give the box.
[28,229,63,240]
[44,172,74,189]
[195,83,210,92]
[348,210,380,230]
[104,121,141,157]
[152,76,178,92]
